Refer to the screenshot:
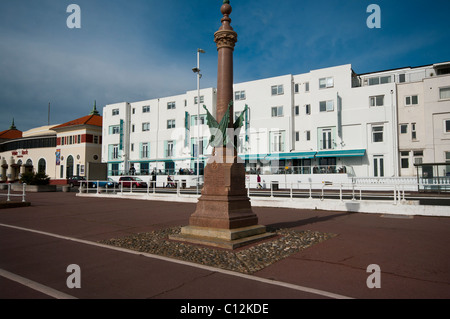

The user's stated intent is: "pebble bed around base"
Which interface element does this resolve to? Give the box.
[99,227,336,274]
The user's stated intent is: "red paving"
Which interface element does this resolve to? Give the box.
[0,191,449,301]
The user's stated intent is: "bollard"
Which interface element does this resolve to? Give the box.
[309,182,312,199]
[22,183,26,202]
[7,183,11,202]
[290,183,293,199]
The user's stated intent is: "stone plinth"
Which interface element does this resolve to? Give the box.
[170,151,275,250]
[170,225,275,250]
[188,152,258,230]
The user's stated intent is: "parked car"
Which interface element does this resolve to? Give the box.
[90,178,120,188]
[67,176,86,188]
[119,176,148,188]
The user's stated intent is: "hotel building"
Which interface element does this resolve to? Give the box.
[99,61,449,184]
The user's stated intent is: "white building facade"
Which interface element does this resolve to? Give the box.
[102,88,217,177]
[102,62,450,184]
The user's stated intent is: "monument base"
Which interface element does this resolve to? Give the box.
[169,225,276,250]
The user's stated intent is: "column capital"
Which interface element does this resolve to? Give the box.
[214,29,238,50]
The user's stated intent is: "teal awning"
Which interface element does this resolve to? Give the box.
[239,152,316,161]
[279,152,316,160]
[316,149,366,158]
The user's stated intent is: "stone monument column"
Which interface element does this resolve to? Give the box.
[215,1,237,133]
[171,0,274,249]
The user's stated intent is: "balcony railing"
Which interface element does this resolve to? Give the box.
[246,165,355,176]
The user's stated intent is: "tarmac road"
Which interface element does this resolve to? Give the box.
[0,191,449,302]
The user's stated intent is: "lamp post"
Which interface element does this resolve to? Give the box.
[193,48,205,194]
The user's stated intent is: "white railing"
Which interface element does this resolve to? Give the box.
[0,183,27,203]
[79,179,202,197]
[78,178,450,205]
[246,181,412,203]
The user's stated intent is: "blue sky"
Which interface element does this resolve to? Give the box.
[0,0,449,131]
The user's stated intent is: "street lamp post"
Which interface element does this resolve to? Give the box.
[193,48,205,194]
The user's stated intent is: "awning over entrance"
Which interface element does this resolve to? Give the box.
[315,149,366,158]
[239,151,316,161]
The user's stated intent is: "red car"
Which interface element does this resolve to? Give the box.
[119,176,148,188]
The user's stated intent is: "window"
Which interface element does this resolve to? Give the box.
[414,151,423,165]
[93,136,98,144]
[440,87,450,100]
[372,125,384,143]
[305,82,310,92]
[295,131,300,142]
[370,95,384,107]
[131,144,134,152]
[141,143,149,159]
[380,76,391,84]
[191,138,206,156]
[271,106,284,117]
[194,96,204,104]
[368,75,391,86]
[142,123,150,132]
[445,120,450,133]
[446,152,450,162]
[143,105,150,113]
[400,124,408,134]
[305,104,311,115]
[271,85,284,96]
[78,135,81,144]
[110,145,119,160]
[270,131,285,152]
[109,125,120,135]
[166,141,174,157]
[191,115,206,126]
[167,120,176,129]
[373,156,385,177]
[320,129,333,150]
[405,95,419,106]
[132,124,135,133]
[132,108,136,114]
[399,74,406,83]
[38,159,46,174]
[112,109,119,116]
[235,90,246,100]
[294,105,300,116]
[320,100,334,112]
[411,123,417,140]
[294,84,299,93]
[437,67,450,75]
[400,151,409,169]
[319,77,334,89]
[167,102,176,110]
[306,131,311,141]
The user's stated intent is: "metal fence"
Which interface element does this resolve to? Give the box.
[0,183,27,203]
[78,178,450,205]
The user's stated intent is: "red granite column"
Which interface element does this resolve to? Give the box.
[187,0,258,230]
[215,2,236,130]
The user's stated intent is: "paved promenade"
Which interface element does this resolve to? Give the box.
[0,191,449,302]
